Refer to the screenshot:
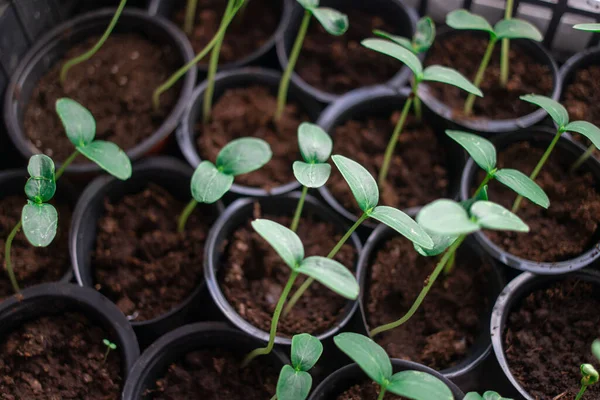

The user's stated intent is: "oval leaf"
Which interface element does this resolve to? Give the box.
[27,154,55,180]
[311,7,348,36]
[446,130,496,173]
[276,365,312,400]
[574,23,600,32]
[293,161,331,188]
[25,177,56,204]
[494,169,549,208]
[483,391,510,400]
[413,16,436,53]
[464,393,484,400]
[414,232,458,257]
[216,138,272,176]
[373,30,414,52]
[520,95,569,128]
[417,199,480,236]
[494,19,542,41]
[291,334,323,371]
[370,206,433,249]
[21,201,58,247]
[55,98,96,147]
[387,370,453,400]
[471,201,529,232]
[446,9,494,34]
[251,219,304,269]
[565,121,600,149]
[332,155,379,212]
[296,256,358,299]
[297,0,318,9]
[298,123,333,163]
[334,333,392,385]
[191,161,234,204]
[77,141,132,180]
[592,340,600,361]
[361,38,423,77]
[422,66,483,96]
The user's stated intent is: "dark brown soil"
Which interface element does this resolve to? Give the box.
[197,86,307,190]
[219,204,356,336]
[337,381,404,399]
[296,9,403,95]
[424,33,554,120]
[146,348,277,399]
[172,0,279,65]
[327,114,449,216]
[24,34,180,164]
[0,195,72,300]
[505,278,600,399]
[93,184,215,321]
[0,312,122,399]
[480,141,600,262]
[563,64,600,153]
[365,237,492,370]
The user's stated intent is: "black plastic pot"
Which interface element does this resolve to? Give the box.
[276,0,418,105]
[561,44,600,92]
[308,359,465,399]
[176,67,322,198]
[3,8,196,176]
[122,321,289,399]
[419,30,561,134]
[460,127,600,274]
[70,156,222,347]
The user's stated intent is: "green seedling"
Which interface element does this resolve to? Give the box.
[272,333,323,400]
[512,94,600,212]
[500,0,515,87]
[577,364,599,400]
[334,333,453,400]
[465,392,513,400]
[184,0,198,35]
[102,339,117,363]
[241,219,359,366]
[361,37,482,186]
[276,0,349,121]
[445,9,542,115]
[178,137,272,232]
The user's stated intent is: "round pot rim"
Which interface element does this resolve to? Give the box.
[3,7,197,174]
[559,43,600,84]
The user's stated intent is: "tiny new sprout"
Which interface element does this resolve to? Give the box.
[445,9,542,115]
[272,333,323,400]
[465,392,512,400]
[512,94,600,212]
[276,0,349,121]
[577,364,599,400]
[102,339,117,363]
[334,333,453,400]
[178,137,272,232]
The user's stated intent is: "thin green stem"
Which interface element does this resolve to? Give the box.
[242,271,299,367]
[103,347,111,364]
[4,222,22,294]
[377,387,387,400]
[184,0,198,35]
[60,0,128,84]
[55,150,79,180]
[473,173,493,198]
[500,0,514,87]
[275,10,311,121]
[464,38,497,116]
[444,250,456,275]
[370,235,467,337]
[178,199,198,233]
[575,385,588,400]
[571,144,595,173]
[413,93,422,122]
[290,185,308,232]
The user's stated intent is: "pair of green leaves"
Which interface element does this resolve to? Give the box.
[374,16,436,54]
[276,334,323,400]
[252,219,359,299]
[293,123,332,188]
[102,339,117,351]
[334,333,453,400]
[446,9,542,43]
[296,0,348,36]
[465,392,512,400]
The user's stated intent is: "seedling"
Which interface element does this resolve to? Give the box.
[272,333,323,400]
[512,95,600,212]
[102,339,117,364]
[334,332,453,400]
[361,37,482,186]
[445,9,542,115]
[275,0,349,121]
[177,137,272,232]
[465,392,512,400]
[241,219,360,366]
[577,364,599,400]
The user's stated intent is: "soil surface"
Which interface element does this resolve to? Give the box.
[365,237,492,370]
[424,33,554,120]
[0,195,72,300]
[93,184,215,321]
[0,312,122,399]
[296,9,404,95]
[337,381,405,399]
[563,64,600,153]
[172,0,280,65]
[480,141,600,262]
[197,86,307,190]
[219,204,356,336]
[24,34,180,164]
[505,278,600,399]
[327,113,449,216]
[146,348,277,399]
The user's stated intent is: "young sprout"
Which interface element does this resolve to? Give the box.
[276,0,349,121]
[290,123,333,232]
[60,0,128,84]
[178,137,272,232]
[334,333,453,400]
[512,95,600,212]
[465,391,512,400]
[241,219,359,367]
[361,37,482,186]
[500,0,515,88]
[102,339,117,363]
[445,9,542,115]
[576,364,599,400]
[272,333,323,400]
[184,0,198,35]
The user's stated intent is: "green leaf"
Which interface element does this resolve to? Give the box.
[55,98,96,147]
[190,161,234,204]
[471,201,529,232]
[446,9,494,35]
[77,141,132,180]
[494,169,549,208]
[373,30,414,53]
[592,340,600,362]
[276,365,312,400]
[417,199,480,236]
[25,177,57,204]
[298,122,333,163]
[332,155,379,213]
[216,138,272,176]
[414,232,457,257]
[293,161,331,188]
[574,23,600,32]
[564,121,600,149]
[387,371,453,400]
[311,7,349,36]
[446,130,496,173]
[482,391,511,400]
[460,185,489,214]
[291,334,323,371]
[251,219,304,269]
[494,19,542,41]
[297,256,359,300]
[413,16,436,53]
[21,201,58,247]
[361,38,423,77]
[370,206,433,249]
[422,66,483,96]
[27,154,55,180]
[296,0,318,9]
[464,394,484,400]
[333,333,392,385]
[520,95,569,128]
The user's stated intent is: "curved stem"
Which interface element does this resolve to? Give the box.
[55,150,79,180]
[4,221,22,294]
[369,235,467,337]
[275,10,311,121]
[177,199,198,233]
[575,385,587,400]
[500,0,514,87]
[102,348,111,364]
[378,94,414,186]
[290,185,308,232]
[60,0,128,84]
[473,173,493,198]
[377,387,387,400]
[184,0,198,35]
[571,144,595,173]
[464,38,496,116]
